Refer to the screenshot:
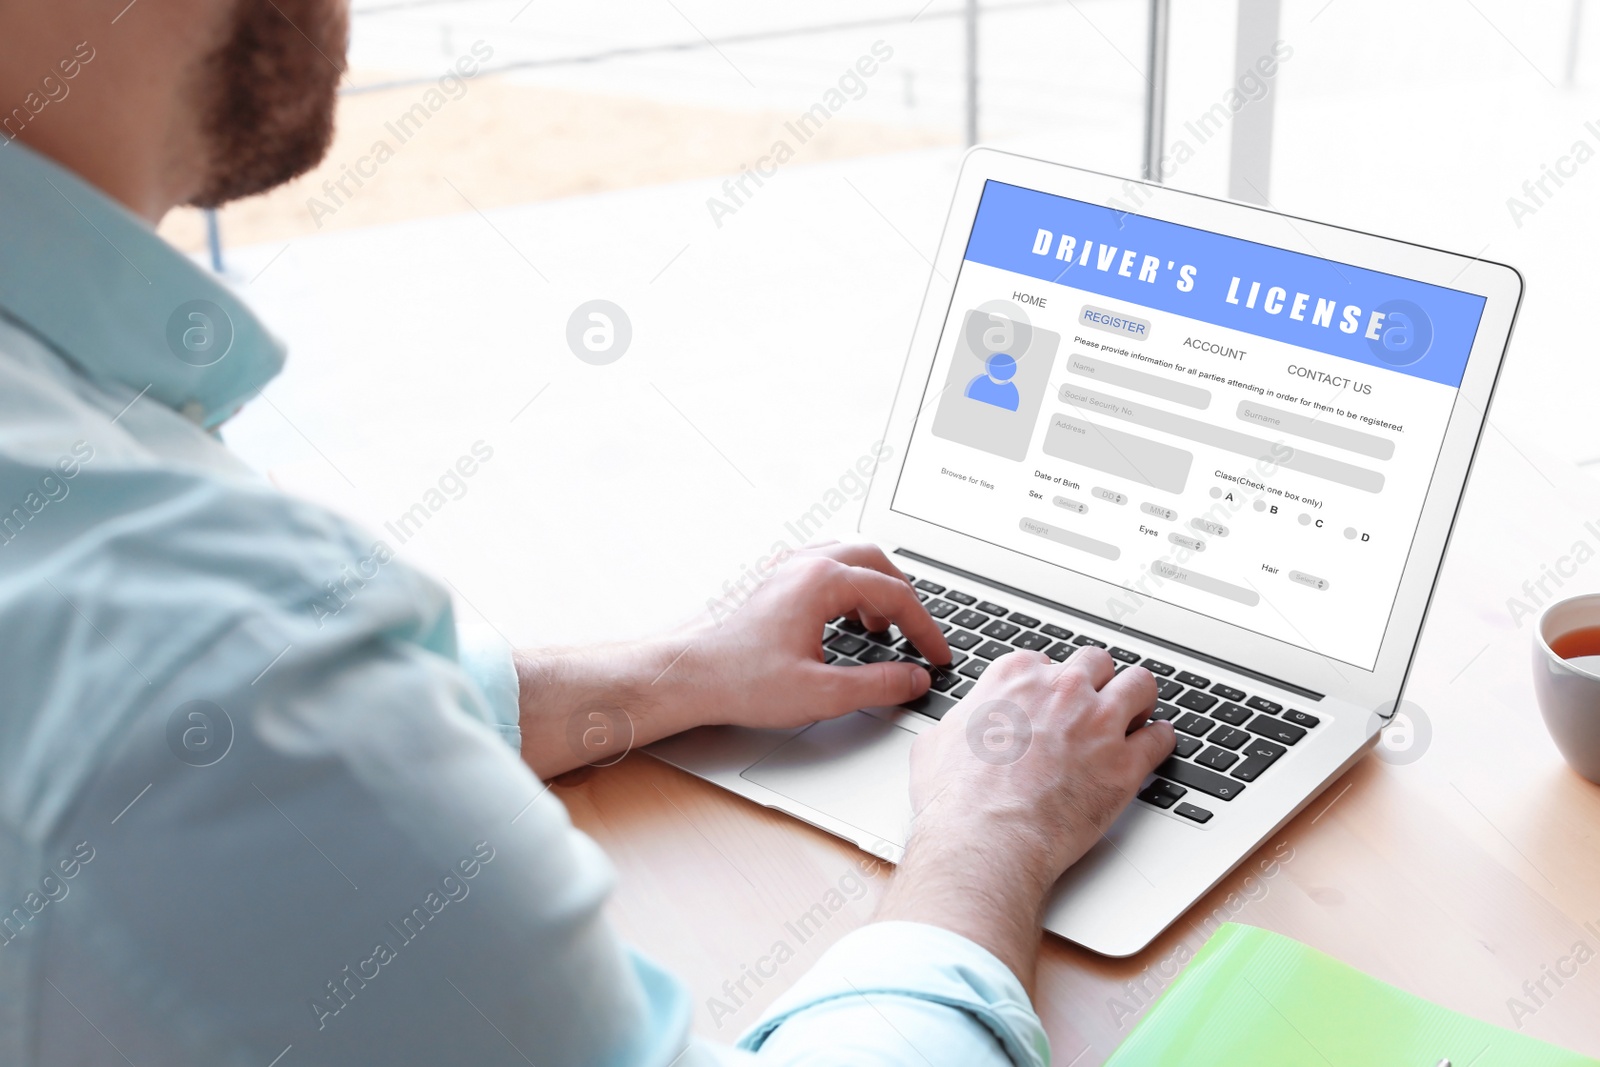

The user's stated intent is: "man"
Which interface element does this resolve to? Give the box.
[0,2,1174,1064]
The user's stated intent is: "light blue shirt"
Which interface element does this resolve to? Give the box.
[0,140,1050,1067]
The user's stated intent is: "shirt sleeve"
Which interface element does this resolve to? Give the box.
[16,451,1047,1067]
[454,615,522,751]
[733,922,1050,1067]
[601,925,1049,1067]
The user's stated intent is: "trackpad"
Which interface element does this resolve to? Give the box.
[742,711,917,848]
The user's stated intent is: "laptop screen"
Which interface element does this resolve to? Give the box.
[890,179,1488,671]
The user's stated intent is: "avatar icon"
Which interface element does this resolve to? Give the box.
[965,353,1021,411]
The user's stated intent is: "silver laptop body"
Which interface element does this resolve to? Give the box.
[651,148,1522,956]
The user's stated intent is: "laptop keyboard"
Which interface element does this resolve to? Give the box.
[824,571,1324,827]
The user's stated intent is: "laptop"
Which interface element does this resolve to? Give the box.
[649,148,1522,957]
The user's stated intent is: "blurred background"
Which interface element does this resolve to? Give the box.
[208,0,1600,648]
[165,0,1598,256]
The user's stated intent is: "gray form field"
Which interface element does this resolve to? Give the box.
[1019,516,1121,560]
[1058,385,1386,494]
[1151,560,1260,606]
[1041,415,1193,493]
[1067,353,1211,409]
[1236,400,1395,460]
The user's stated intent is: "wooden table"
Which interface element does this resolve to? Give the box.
[555,423,1600,1062]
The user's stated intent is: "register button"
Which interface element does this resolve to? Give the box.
[1079,304,1152,341]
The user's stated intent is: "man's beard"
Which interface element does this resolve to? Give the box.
[189,0,349,208]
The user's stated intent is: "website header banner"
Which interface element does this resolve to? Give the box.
[963,181,1486,388]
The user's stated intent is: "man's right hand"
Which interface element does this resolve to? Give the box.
[873,648,1175,990]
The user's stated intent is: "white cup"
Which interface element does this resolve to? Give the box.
[1532,593,1600,785]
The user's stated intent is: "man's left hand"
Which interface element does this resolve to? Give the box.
[516,542,951,778]
[680,541,952,730]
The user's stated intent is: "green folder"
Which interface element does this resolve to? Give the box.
[1104,924,1598,1066]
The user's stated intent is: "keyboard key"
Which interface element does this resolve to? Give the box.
[1210,701,1251,726]
[958,659,989,680]
[902,691,957,720]
[1174,712,1215,737]
[1195,746,1240,771]
[1044,642,1074,662]
[1108,647,1142,664]
[1012,631,1052,652]
[914,580,946,594]
[1208,725,1251,750]
[1176,690,1218,713]
[1073,635,1107,648]
[1210,683,1246,702]
[914,591,928,602]
[947,630,982,651]
[865,628,900,646]
[976,600,1008,616]
[1176,671,1211,688]
[1173,735,1204,758]
[974,640,1013,661]
[1148,702,1180,721]
[1008,612,1041,628]
[858,644,898,664]
[899,571,915,582]
[1041,623,1073,640]
[1137,779,1187,809]
[826,633,868,656]
[837,657,863,667]
[1282,709,1321,729]
[837,619,867,635]
[1141,659,1176,676]
[1246,714,1306,746]
[1156,678,1184,701]
[1245,696,1283,714]
[1157,757,1245,800]
[981,620,1021,641]
[823,650,839,664]
[928,668,961,692]
[946,590,977,605]
[952,680,975,698]
[950,609,990,630]
[1174,802,1213,824]
[1231,737,1287,781]
[900,640,967,667]
[924,599,958,619]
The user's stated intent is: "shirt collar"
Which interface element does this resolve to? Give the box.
[0,140,285,429]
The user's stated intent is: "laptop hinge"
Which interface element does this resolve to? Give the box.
[894,548,1325,702]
